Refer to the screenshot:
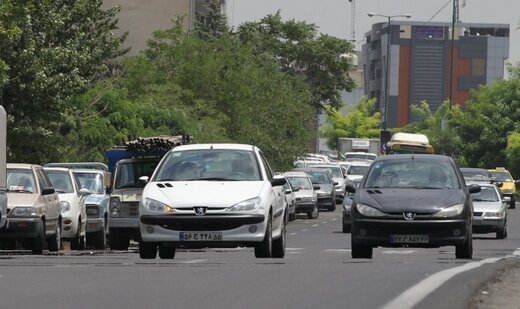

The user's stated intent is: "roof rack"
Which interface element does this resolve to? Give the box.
[44,162,108,171]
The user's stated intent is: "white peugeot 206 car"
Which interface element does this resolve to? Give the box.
[138,144,288,260]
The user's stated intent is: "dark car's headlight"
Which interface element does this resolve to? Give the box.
[432,204,464,218]
[356,204,386,217]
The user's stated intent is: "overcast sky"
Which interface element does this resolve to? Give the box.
[226,0,519,67]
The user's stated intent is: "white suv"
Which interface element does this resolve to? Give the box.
[139,144,287,259]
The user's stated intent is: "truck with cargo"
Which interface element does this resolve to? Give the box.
[107,136,188,250]
[337,138,380,159]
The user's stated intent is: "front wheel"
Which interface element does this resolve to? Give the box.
[455,226,473,259]
[91,229,106,250]
[510,196,516,209]
[109,228,130,250]
[272,216,286,258]
[307,204,319,219]
[342,223,351,233]
[497,221,507,239]
[351,236,372,259]
[255,216,272,258]
[158,245,176,259]
[47,221,61,252]
[32,223,45,254]
[139,241,157,259]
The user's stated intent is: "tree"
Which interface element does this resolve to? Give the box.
[236,12,355,111]
[194,0,230,40]
[0,0,127,163]
[506,132,520,177]
[320,97,381,150]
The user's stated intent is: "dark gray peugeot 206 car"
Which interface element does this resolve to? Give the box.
[346,154,481,259]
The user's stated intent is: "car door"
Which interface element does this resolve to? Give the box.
[258,151,285,228]
[35,167,60,229]
[71,171,87,231]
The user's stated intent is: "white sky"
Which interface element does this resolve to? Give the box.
[227,0,520,67]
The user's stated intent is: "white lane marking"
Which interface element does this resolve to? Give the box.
[286,248,304,251]
[312,224,319,227]
[178,259,207,264]
[331,218,338,221]
[300,229,309,232]
[381,256,504,309]
[289,233,297,236]
[321,221,328,224]
[325,249,351,252]
[513,248,520,256]
[382,250,417,255]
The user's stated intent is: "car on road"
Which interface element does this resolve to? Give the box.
[344,152,377,162]
[294,168,336,211]
[310,164,350,204]
[282,178,297,222]
[342,178,361,233]
[284,171,319,219]
[347,154,480,259]
[471,183,508,239]
[138,143,287,260]
[489,168,518,209]
[345,161,371,182]
[44,167,88,250]
[1,164,62,254]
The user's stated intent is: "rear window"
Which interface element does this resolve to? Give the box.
[490,171,512,182]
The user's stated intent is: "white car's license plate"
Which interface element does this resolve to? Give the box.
[390,235,429,244]
[179,232,222,241]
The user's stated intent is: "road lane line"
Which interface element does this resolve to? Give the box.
[179,259,207,264]
[325,249,351,252]
[300,229,309,232]
[331,218,338,221]
[382,250,417,255]
[286,248,304,251]
[289,233,297,236]
[381,256,504,309]
[312,224,319,227]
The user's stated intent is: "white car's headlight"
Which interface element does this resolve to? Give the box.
[226,197,262,212]
[110,197,121,217]
[10,207,38,217]
[143,198,174,213]
[432,204,464,218]
[483,211,504,218]
[60,201,71,214]
[356,203,386,217]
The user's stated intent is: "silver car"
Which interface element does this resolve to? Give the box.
[471,183,507,239]
[284,171,318,219]
[309,164,349,203]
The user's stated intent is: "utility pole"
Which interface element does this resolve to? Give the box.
[449,0,458,109]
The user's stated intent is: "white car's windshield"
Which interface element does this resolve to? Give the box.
[46,170,74,193]
[365,160,461,189]
[472,186,499,202]
[74,172,104,194]
[155,149,261,181]
[287,176,312,190]
[7,169,37,193]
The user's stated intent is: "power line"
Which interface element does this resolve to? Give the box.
[428,0,451,22]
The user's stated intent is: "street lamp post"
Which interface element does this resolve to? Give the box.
[367,13,411,131]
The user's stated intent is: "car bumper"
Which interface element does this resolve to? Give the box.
[295,202,315,213]
[61,216,79,239]
[317,196,335,208]
[352,218,469,247]
[473,217,505,233]
[0,217,42,239]
[140,214,267,246]
[86,217,105,233]
[109,217,140,229]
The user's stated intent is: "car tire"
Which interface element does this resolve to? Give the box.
[510,196,516,209]
[497,221,507,239]
[289,212,295,222]
[32,223,45,255]
[139,241,157,259]
[342,223,351,233]
[307,204,319,219]
[351,237,372,259]
[91,229,106,250]
[109,228,130,250]
[70,220,84,250]
[158,245,176,259]
[255,216,272,258]
[455,226,473,259]
[47,221,61,252]
[272,216,286,258]
[329,203,336,212]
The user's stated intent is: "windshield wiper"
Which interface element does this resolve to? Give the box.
[117,184,142,189]
[410,186,442,189]
[197,177,238,181]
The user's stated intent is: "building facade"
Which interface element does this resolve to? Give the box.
[362,21,509,128]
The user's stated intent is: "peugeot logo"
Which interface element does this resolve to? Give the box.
[194,207,207,216]
[403,212,416,221]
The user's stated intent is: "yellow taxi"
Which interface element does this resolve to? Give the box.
[489,168,517,209]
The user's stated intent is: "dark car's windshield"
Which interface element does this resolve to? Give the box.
[287,176,312,190]
[472,186,499,202]
[46,170,74,193]
[347,165,369,176]
[490,171,512,182]
[365,159,461,189]
[154,149,261,182]
[306,171,331,185]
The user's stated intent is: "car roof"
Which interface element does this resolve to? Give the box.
[172,143,255,152]
[346,161,371,166]
[72,169,104,174]
[311,164,341,168]
[460,167,489,172]
[7,163,38,169]
[43,167,71,172]
[283,171,309,177]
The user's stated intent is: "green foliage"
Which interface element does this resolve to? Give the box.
[320,97,381,149]
[236,12,355,111]
[506,132,520,177]
[194,0,230,40]
[0,0,127,163]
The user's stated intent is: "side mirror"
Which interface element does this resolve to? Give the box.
[313,184,321,190]
[271,175,286,187]
[139,176,150,184]
[104,172,112,189]
[292,187,300,192]
[333,181,339,186]
[515,180,520,185]
[284,189,292,194]
[468,183,481,194]
[495,181,503,188]
[79,188,92,196]
[42,187,55,195]
[345,183,357,194]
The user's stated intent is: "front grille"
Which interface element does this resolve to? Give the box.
[86,204,100,217]
[473,212,483,217]
[120,202,139,217]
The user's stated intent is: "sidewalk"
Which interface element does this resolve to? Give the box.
[473,258,520,309]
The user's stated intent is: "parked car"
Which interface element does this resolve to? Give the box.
[138,143,287,260]
[284,171,318,219]
[294,168,337,211]
[1,164,62,254]
[345,161,371,182]
[489,168,518,209]
[282,178,297,222]
[347,154,480,259]
[342,179,361,233]
[44,167,88,250]
[471,182,507,239]
[310,164,351,203]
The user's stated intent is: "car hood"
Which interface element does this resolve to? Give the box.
[58,193,75,203]
[7,193,40,208]
[348,175,364,181]
[84,194,107,205]
[146,181,265,208]
[473,201,503,212]
[294,189,314,198]
[316,184,333,193]
[358,188,465,213]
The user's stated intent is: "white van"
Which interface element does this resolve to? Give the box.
[0,106,7,229]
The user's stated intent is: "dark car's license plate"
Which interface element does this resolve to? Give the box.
[390,235,429,244]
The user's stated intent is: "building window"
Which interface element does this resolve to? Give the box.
[471,58,485,76]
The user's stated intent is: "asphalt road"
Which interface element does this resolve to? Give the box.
[0,205,519,309]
